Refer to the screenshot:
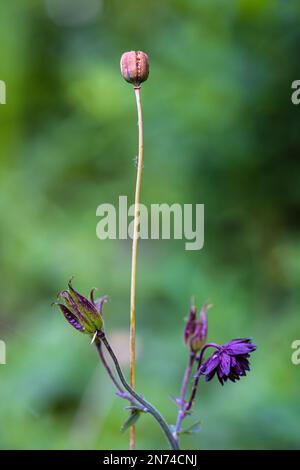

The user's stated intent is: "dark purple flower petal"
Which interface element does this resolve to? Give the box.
[202,352,221,376]
[232,361,243,375]
[236,356,250,373]
[224,338,256,356]
[231,356,237,367]
[228,372,240,383]
[224,338,249,345]
[205,368,217,382]
[220,352,231,376]
[217,368,225,385]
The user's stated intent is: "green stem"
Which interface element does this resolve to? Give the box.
[97,331,179,450]
[96,339,132,402]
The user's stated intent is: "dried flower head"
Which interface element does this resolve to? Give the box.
[54,280,107,336]
[198,338,257,385]
[120,51,149,87]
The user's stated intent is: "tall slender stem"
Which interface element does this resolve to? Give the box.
[98,332,179,450]
[174,352,196,441]
[129,85,144,449]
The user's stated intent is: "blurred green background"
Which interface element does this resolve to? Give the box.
[1,0,300,450]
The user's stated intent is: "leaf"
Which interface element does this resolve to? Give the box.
[125,403,148,412]
[120,409,142,433]
[169,395,183,406]
[178,419,202,435]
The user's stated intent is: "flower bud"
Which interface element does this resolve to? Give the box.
[184,303,211,353]
[199,304,209,343]
[120,51,149,87]
[184,304,196,345]
[190,321,202,353]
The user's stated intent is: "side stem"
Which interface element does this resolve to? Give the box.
[98,332,179,451]
[173,352,196,441]
[95,339,131,402]
[185,343,219,413]
[129,85,144,449]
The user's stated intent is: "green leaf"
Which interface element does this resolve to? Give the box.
[120,409,142,433]
[125,404,147,412]
[178,419,202,435]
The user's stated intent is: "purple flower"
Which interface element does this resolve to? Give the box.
[54,279,107,336]
[199,338,256,385]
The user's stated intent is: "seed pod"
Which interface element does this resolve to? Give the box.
[120,51,149,87]
[54,280,105,336]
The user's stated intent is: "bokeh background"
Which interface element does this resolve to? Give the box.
[1,0,300,450]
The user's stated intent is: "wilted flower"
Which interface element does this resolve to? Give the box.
[198,338,257,385]
[184,303,210,353]
[54,280,107,336]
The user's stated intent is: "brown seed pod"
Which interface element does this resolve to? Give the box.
[120,51,149,87]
